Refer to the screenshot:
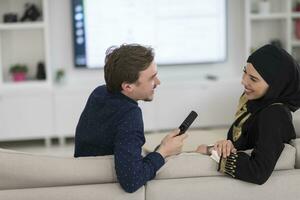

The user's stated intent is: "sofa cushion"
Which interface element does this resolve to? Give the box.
[155,153,220,179]
[0,148,117,190]
[155,144,295,180]
[147,169,300,200]
[290,138,300,168]
[0,184,144,200]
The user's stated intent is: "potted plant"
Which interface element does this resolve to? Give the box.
[55,68,65,84]
[295,0,300,12]
[9,64,28,82]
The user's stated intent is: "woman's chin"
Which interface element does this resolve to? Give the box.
[245,93,264,101]
[245,92,255,100]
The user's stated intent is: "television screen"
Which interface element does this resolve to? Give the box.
[72,0,227,68]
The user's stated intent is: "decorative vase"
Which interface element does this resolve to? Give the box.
[296,20,300,40]
[12,72,26,82]
[295,2,300,12]
[295,2,300,39]
[36,62,46,80]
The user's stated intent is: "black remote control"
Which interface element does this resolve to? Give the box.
[154,111,198,151]
[178,110,198,135]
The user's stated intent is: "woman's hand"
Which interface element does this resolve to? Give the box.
[214,140,237,158]
[195,144,210,155]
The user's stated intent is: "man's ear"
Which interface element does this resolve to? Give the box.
[121,82,134,93]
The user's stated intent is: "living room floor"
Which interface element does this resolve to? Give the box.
[0,127,229,157]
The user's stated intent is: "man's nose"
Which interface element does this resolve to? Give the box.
[156,77,161,85]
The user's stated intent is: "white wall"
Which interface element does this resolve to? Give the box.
[48,0,246,85]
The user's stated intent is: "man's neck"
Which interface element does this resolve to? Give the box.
[121,90,138,102]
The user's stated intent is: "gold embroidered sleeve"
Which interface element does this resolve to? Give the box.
[218,153,238,178]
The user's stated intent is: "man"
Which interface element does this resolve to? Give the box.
[74,44,187,193]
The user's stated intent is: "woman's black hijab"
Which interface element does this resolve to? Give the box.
[246,44,300,113]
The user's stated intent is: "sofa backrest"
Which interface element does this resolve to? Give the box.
[0,148,117,190]
[155,143,296,180]
[290,138,300,168]
[0,143,296,190]
[293,113,300,138]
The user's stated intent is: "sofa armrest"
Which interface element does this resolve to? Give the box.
[290,138,300,169]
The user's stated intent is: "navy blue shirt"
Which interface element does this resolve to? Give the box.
[74,85,164,193]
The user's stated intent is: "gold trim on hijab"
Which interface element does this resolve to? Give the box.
[232,94,251,142]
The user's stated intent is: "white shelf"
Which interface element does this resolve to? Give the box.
[250,13,287,20]
[292,40,300,47]
[0,0,51,85]
[1,80,51,91]
[0,22,45,30]
[0,0,55,143]
[245,0,300,57]
[291,12,300,18]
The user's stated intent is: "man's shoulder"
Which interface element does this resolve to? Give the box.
[88,85,140,112]
[89,85,114,102]
[92,84,107,95]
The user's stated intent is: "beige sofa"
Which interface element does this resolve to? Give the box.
[0,135,300,200]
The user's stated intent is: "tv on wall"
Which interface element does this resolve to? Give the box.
[72,0,227,68]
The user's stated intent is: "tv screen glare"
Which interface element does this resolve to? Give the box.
[72,0,227,68]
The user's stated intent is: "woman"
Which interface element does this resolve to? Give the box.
[196,44,300,184]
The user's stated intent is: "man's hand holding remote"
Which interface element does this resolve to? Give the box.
[156,129,188,158]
